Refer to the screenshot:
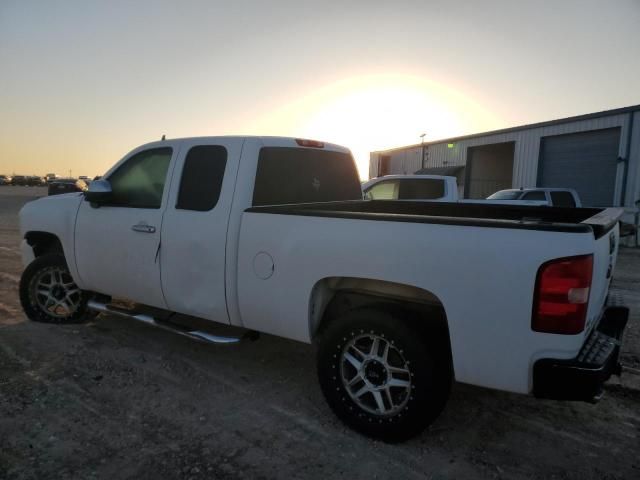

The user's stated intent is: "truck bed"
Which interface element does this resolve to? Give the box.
[246,201,623,238]
[238,199,620,394]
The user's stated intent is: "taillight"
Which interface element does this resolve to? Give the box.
[295,138,324,148]
[532,254,593,334]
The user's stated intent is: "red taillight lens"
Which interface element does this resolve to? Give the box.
[532,254,593,334]
[295,138,324,148]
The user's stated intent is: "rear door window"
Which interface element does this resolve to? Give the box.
[522,191,546,201]
[176,145,227,211]
[398,179,445,200]
[550,191,576,207]
[252,147,362,206]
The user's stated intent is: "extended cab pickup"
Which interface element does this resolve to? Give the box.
[19,136,629,441]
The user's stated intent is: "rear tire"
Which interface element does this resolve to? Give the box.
[19,254,95,324]
[317,307,451,442]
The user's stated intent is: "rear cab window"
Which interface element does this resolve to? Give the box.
[252,147,362,206]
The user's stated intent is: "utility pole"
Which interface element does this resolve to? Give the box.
[420,133,427,169]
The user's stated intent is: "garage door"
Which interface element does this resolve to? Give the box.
[538,128,621,206]
[465,142,515,199]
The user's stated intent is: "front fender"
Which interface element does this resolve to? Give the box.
[19,193,84,286]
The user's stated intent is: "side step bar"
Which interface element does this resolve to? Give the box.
[88,300,248,345]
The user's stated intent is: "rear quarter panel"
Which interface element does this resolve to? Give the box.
[237,212,599,394]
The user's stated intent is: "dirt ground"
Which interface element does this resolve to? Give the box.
[1,187,639,480]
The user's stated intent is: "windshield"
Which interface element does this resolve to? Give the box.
[487,190,522,200]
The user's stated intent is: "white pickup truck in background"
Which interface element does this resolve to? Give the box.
[487,188,582,207]
[362,175,555,206]
[19,136,629,442]
[362,175,459,202]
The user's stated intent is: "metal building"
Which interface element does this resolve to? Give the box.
[369,105,640,215]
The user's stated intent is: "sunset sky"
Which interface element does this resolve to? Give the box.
[1,0,639,179]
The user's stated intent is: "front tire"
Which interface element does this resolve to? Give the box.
[19,254,95,324]
[317,307,451,442]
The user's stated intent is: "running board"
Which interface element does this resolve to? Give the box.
[87,300,245,344]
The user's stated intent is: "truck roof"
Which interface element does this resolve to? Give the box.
[135,136,352,155]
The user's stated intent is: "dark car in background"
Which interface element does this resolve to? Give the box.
[28,176,47,186]
[11,175,47,186]
[47,178,88,196]
[11,175,29,186]
[0,175,12,185]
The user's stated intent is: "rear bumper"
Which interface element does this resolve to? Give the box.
[533,304,629,401]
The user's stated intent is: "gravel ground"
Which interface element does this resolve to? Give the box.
[0,187,639,480]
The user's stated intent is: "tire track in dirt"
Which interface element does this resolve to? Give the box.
[0,335,113,422]
[0,272,20,284]
[0,302,20,317]
[0,344,30,372]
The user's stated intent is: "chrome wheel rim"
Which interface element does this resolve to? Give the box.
[32,266,81,318]
[340,333,412,416]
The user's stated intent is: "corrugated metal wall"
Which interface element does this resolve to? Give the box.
[369,112,640,209]
[372,148,424,175]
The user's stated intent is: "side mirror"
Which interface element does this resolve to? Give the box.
[84,179,112,206]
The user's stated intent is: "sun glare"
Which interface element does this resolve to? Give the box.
[246,74,501,178]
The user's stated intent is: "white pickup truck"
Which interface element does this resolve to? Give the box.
[362,175,552,206]
[362,175,459,202]
[487,188,582,207]
[19,136,629,442]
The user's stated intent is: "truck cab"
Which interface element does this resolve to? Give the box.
[20,137,361,322]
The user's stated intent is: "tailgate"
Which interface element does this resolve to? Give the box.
[581,207,625,239]
[584,209,622,334]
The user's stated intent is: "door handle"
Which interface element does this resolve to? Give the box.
[132,224,156,233]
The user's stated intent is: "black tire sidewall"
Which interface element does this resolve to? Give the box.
[317,307,451,442]
[19,254,93,324]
